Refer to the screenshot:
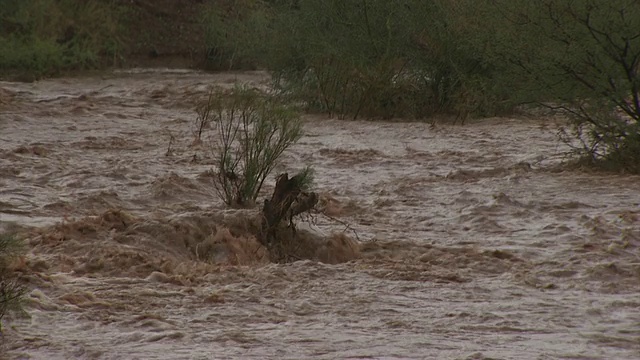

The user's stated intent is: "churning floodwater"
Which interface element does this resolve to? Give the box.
[0,70,639,359]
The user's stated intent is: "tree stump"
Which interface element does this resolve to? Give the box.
[259,173,318,256]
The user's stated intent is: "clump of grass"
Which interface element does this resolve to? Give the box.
[0,232,26,333]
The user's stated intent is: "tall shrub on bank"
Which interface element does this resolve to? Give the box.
[268,1,427,119]
[223,0,508,120]
[201,0,272,70]
[480,0,640,172]
[0,0,123,77]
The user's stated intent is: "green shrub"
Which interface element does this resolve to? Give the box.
[196,85,303,207]
[0,0,124,77]
[219,0,511,120]
[0,37,64,75]
[482,0,640,172]
[0,232,26,333]
[195,1,518,120]
[200,0,272,70]
[265,0,430,119]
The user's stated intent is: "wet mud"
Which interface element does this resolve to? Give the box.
[1,70,639,359]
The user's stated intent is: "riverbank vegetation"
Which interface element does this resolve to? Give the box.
[1,0,638,172]
[0,0,124,79]
[0,232,26,334]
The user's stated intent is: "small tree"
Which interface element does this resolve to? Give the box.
[485,0,640,171]
[197,85,303,207]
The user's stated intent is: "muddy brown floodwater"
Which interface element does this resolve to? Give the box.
[1,70,639,360]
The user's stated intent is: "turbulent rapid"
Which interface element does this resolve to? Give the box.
[0,70,639,360]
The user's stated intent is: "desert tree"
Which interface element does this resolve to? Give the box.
[197,85,303,207]
[486,0,640,171]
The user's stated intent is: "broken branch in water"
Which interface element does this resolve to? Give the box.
[317,211,361,242]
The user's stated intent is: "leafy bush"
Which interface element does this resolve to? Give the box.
[231,0,510,120]
[197,0,502,120]
[0,232,26,333]
[263,0,430,119]
[0,0,123,77]
[200,0,272,70]
[482,0,640,171]
[196,85,303,207]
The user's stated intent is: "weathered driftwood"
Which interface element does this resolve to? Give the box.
[259,173,318,248]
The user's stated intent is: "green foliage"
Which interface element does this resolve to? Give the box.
[0,0,124,77]
[293,166,314,192]
[0,0,636,171]
[266,0,438,119]
[210,0,511,120]
[200,0,272,70]
[197,85,304,206]
[0,232,26,332]
[483,0,640,171]
[0,37,64,76]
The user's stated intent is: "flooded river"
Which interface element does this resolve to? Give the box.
[1,70,639,359]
